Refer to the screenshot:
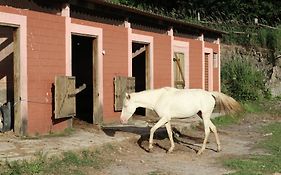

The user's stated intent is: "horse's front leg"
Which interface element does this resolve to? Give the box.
[165,121,175,153]
[149,117,168,152]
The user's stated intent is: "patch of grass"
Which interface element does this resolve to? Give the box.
[1,151,47,175]
[212,100,280,127]
[260,122,281,154]
[147,170,172,175]
[223,122,281,174]
[242,101,264,113]
[212,114,241,127]
[0,145,116,175]
[148,171,162,175]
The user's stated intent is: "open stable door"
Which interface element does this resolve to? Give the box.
[55,76,76,119]
[114,76,135,111]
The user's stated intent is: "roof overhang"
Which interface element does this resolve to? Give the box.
[35,0,226,38]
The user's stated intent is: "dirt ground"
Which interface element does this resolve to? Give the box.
[91,113,280,175]
[0,113,279,175]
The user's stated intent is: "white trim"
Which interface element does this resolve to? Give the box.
[202,41,205,89]
[0,12,27,134]
[61,3,70,17]
[218,44,221,92]
[65,20,104,120]
[169,30,174,87]
[65,17,71,76]
[126,26,132,76]
[173,40,189,89]
[131,33,154,89]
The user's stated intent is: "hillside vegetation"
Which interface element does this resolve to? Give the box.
[111,0,281,100]
[110,0,281,25]
[111,0,281,57]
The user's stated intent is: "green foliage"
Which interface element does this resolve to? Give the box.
[224,122,281,175]
[110,0,281,26]
[221,58,268,101]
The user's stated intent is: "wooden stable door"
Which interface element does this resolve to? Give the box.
[173,52,185,89]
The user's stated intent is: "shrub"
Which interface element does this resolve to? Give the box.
[221,58,269,101]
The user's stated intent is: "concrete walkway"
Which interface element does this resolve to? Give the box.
[0,128,139,162]
[0,113,216,162]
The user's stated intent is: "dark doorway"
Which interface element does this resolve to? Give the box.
[132,42,147,116]
[0,26,15,131]
[72,35,94,123]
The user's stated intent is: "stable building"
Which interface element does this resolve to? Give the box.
[0,0,223,135]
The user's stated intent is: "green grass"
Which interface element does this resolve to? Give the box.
[0,144,115,175]
[212,114,241,127]
[223,122,281,175]
[242,101,264,113]
[212,100,281,127]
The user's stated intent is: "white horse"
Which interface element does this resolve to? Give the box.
[120,87,241,155]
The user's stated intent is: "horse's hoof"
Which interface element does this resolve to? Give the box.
[197,149,204,155]
[167,150,173,154]
[167,147,174,154]
[217,148,222,152]
[148,146,154,153]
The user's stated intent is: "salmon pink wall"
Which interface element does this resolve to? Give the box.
[205,42,220,91]
[132,29,171,89]
[103,26,129,122]
[27,11,67,134]
[188,39,204,89]
[154,34,172,88]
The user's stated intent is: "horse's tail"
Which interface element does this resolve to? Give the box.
[210,91,242,114]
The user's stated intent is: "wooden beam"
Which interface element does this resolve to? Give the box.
[132,46,146,59]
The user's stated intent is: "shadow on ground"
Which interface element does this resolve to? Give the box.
[101,125,216,153]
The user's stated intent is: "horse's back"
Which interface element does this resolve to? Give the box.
[155,88,215,118]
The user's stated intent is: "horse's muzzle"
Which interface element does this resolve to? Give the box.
[120,118,128,124]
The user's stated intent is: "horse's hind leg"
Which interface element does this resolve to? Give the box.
[209,120,221,152]
[197,112,212,155]
[165,121,175,153]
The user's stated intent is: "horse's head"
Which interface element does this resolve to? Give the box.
[120,93,136,124]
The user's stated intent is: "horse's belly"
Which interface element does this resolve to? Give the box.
[170,105,199,118]
[154,89,215,118]
[156,101,200,119]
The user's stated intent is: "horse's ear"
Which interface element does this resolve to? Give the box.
[125,93,131,100]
